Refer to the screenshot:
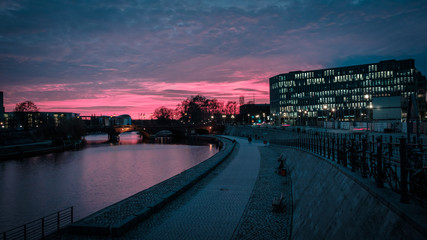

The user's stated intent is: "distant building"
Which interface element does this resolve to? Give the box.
[114,114,132,125]
[2,111,78,130]
[269,59,427,126]
[0,92,4,111]
[0,92,5,130]
[42,112,78,127]
[81,114,132,128]
[239,104,270,124]
[99,116,112,127]
[0,92,4,124]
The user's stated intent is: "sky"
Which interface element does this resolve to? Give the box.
[1,0,427,119]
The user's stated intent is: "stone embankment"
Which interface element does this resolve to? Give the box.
[225,126,427,239]
[0,141,83,160]
[66,136,235,237]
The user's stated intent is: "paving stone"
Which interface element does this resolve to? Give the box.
[61,138,292,239]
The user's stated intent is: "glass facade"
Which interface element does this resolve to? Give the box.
[269,59,427,125]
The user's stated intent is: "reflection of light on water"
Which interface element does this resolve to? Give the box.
[85,132,142,145]
[116,132,142,145]
[0,140,218,232]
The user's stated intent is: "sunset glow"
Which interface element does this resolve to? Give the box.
[1,0,427,118]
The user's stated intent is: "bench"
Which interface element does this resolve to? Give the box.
[272,193,285,212]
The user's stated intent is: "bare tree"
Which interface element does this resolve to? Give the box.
[176,95,227,124]
[154,106,173,125]
[13,100,40,129]
[224,101,238,115]
[14,100,39,112]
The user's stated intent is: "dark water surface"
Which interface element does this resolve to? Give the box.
[0,132,217,232]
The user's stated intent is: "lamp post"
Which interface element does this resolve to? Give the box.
[364,94,370,129]
[368,103,373,132]
[322,105,328,127]
[331,108,336,129]
[304,110,307,126]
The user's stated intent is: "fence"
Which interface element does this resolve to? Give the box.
[271,132,427,206]
[2,207,73,240]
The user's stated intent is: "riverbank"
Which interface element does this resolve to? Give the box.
[55,128,427,238]
[0,140,84,160]
[0,134,220,161]
[63,136,235,237]
[60,136,293,239]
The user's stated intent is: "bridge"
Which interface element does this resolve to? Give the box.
[85,124,223,142]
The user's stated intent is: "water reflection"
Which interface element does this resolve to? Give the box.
[84,132,142,145]
[0,132,217,232]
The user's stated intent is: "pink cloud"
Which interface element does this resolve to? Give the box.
[2,53,325,119]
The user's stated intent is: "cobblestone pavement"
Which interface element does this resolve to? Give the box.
[231,145,292,240]
[121,137,261,239]
[61,138,293,239]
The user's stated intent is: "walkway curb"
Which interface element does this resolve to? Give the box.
[67,136,236,237]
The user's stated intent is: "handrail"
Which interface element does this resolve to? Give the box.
[2,206,73,240]
[271,131,427,207]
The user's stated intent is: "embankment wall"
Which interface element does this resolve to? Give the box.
[225,126,427,239]
[284,147,425,239]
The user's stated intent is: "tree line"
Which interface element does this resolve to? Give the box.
[154,95,238,124]
[4,95,239,143]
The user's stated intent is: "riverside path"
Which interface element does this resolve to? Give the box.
[119,137,261,239]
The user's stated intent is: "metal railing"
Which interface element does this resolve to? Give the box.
[2,206,73,240]
[272,132,427,206]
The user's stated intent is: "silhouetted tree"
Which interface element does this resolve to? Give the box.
[177,95,229,124]
[14,101,39,112]
[224,101,238,115]
[154,106,173,125]
[13,100,40,130]
[176,95,204,124]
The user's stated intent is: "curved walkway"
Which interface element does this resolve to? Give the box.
[63,137,292,239]
[124,137,261,239]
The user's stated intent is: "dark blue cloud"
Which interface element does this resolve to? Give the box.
[1,0,427,112]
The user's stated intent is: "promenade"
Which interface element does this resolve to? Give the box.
[62,127,427,239]
[124,137,261,239]
[63,137,292,239]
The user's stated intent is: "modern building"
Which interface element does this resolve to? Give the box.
[269,59,427,126]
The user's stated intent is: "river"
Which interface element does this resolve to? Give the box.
[0,132,218,232]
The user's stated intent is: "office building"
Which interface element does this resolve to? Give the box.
[269,59,427,125]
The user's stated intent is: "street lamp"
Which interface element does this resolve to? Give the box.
[364,94,370,122]
[331,108,336,122]
[368,103,373,131]
[304,110,307,126]
[322,105,328,126]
